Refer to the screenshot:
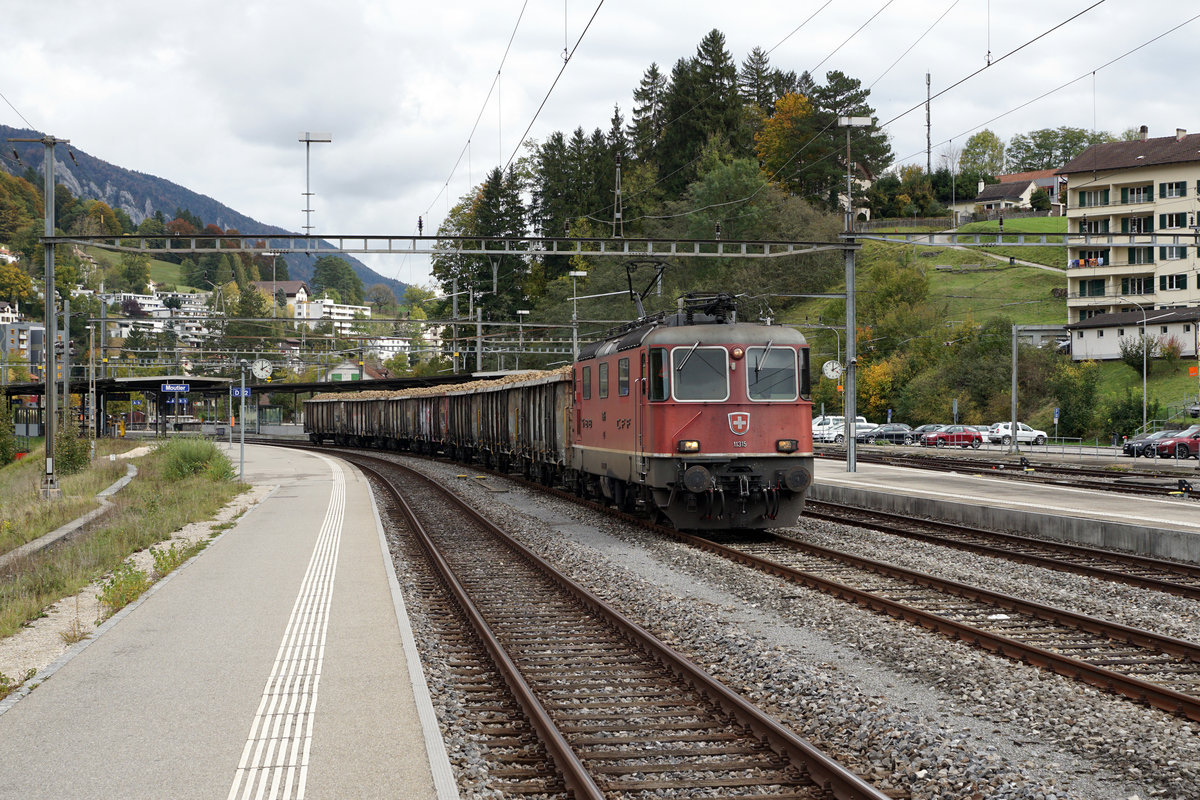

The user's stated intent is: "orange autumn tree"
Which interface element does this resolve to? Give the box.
[754,93,831,201]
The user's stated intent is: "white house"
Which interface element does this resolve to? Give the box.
[1064,308,1200,361]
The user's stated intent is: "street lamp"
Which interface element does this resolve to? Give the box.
[299,132,332,236]
[516,309,529,370]
[568,271,587,360]
[1119,296,1148,430]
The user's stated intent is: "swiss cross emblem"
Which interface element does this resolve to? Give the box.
[728,412,750,435]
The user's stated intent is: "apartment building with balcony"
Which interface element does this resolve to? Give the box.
[1060,127,1200,325]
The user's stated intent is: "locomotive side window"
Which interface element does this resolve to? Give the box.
[671,346,729,401]
[747,346,798,401]
[599,362,609,399]
[581,365,591,400]
[618,358,630,396]
[648,348,669,401]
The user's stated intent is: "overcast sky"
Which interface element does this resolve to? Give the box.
[4,1,1196,289]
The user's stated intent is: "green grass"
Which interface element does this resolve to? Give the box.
[83,246,187,289]
[0,439,140,558]
[958,217,1067,234]
[0,441,246,639]
[1094,358,1200,423]
[956,218,1067,268]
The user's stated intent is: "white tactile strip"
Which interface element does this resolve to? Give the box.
[228,455,344,800]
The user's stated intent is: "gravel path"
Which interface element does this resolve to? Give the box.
[394,456,1197,800]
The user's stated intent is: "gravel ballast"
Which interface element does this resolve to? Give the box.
[386,456,1199,800]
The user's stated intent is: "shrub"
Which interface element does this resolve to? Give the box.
[0,400,16,466]
[159,438,235,482]
[54,414,91,475]
[98,562,151,618]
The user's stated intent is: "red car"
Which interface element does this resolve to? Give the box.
[923,424,983,448]
[1154,425,1200,459]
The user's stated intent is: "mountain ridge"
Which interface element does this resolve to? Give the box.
[0,124,408,298]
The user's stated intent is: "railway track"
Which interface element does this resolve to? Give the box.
[273,440,1200,723]
[805,500,1200,600]
[668,526,1200,722]
[347,450,891,800]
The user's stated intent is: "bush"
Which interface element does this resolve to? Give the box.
[54,414,91,475]
[159,438,235,482]
[0,401,16,466]
[98,561,151,617]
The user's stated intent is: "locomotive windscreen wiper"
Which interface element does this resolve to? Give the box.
[676,341,700,371]
[755,340,774,375]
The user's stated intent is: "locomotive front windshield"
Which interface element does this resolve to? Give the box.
[747,346,798,401]
[671,345,729,401]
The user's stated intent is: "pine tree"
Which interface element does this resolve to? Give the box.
[628,62,668,161]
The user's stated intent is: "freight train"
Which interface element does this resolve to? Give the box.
[305,294,815,529]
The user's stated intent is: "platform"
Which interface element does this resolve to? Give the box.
[0,444,459,800]
[810,456,1200,565]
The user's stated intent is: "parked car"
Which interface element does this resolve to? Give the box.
[812,415,869,434]
[814,424,848,444]
[911,424,945,440]
[857,422,916,445]
[853,424,881,443]
[1123,429,1180,458]
[988,421,1048,446]
[1154,425,1200,459]
[923,424,983,448]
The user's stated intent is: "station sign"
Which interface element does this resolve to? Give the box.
[162,383,189,393]
[230,387,251,397]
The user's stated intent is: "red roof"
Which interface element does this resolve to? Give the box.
[997,169,1059,183]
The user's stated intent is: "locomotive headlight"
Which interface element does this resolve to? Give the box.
[775,439,799,453]
[677,439,701,453]
[730,347,744,360]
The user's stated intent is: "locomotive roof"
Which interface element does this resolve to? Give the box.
[578,320,807,361]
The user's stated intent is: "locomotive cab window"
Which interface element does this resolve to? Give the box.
[648,347,669,401]
[599,362,609,399]
[671,345,729,401]
[581,366,591,400]
[747,346,798,401]
[618,358,630,396]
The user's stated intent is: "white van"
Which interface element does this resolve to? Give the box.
[812,415,869,438]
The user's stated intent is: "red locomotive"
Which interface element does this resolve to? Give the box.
[306,294,815,529]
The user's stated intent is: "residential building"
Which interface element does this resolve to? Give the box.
[972,180,1036,213]
[299,296,371,335]
[0,301,19,325]
[248,280,310,311]
[996,168,1064,207]
[1064,307,1200,361]
[1,321,66,381]
[363,336,411,360]
[321,360,386,382]
[1059,127,1200,324]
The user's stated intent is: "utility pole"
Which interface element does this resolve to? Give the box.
[839,118,871,473]
[299,132,332,236]
[62,294,70,432]
[612,153,624,238]
[925,72,932,175]
[9,134,68,498]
